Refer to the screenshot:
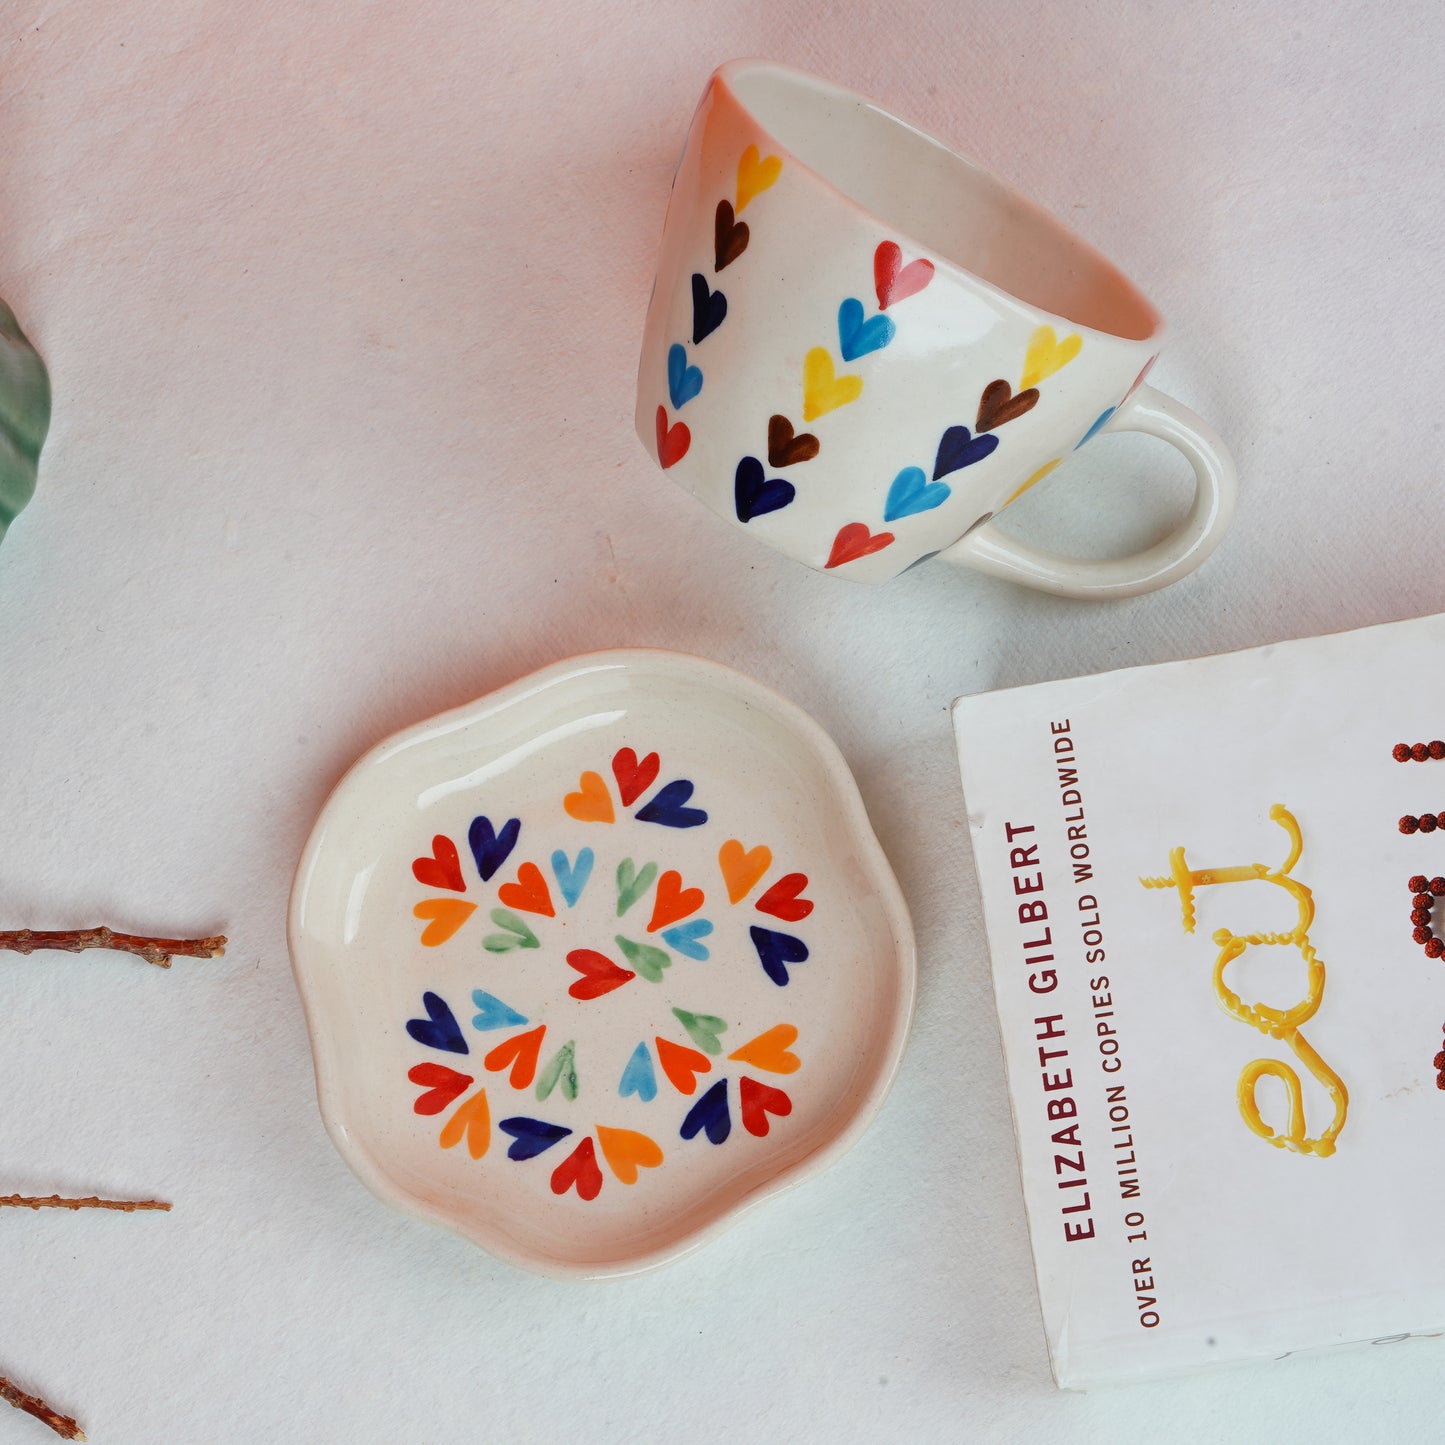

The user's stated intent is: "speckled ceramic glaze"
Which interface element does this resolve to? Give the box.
[288,650,916,1277]
[636,60,1236,597]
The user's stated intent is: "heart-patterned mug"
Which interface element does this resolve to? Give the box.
[635,60,1236,596]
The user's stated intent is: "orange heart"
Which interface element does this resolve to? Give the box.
[655,1035,711,1095]
[718,839,772,904]
[438,1087,490,1159]
[484,1024,547,1089]
[413,898,477,947]
[595,1125,664,1185]
[647,869,704,933]
[497,860,555,917]
[736,143,782,212]
[564,770,615,823]
[728,1023,801,1075]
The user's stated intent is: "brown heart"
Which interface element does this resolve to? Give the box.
[976,378,1039,432]
[767,414,820,468]
[714,200,749,271]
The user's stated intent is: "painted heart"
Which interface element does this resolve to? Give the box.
[408,1062,474,1115]
[691,272,727,344]
[736,143,782,211]
[767,414,820,469]
[655,404,690,469]
[933,424,999,480]
[564,769,615,823]
[647,869,705,932]
[1005,457,1062,505]
[655,1035,712,1095]
[636,778,708,829]
[616,858,659,916]
[825,522,895,570]
[750,925,809,986]
[483,1023,546,1089]
[672,1007,727,1056]
[739,1075,793,1137]
[874,240,935,310]
[667,342,703,410]
[883,466,950,523]
[497,860,555,918]
[714,198,749,270]
[406,991,469,1054]
[802,347,863,422]
[728,1023,801,1075]
[550,1135,604,1200]
[438,1087,491,1159]
[680,1078,731,1145]
[661,918,713,960]
[468,814,520,883]
[1075,406,1115,448]
[615,933,672,983]
[1020,324,1082,389]
[595,1125,664,1185]
[619,1041,659,1101]
[550,847,594,908]
[567,947,636,1000]
[756,872,813,922]
[976,378,1039,433]
[499,1115,572,1162]
[413,898,478,947]
[837,297,896,363]
[734,455,795,523]
[471,989,528,1032]
[611,747,660,807]
[412,835,465,892]
[536,1040,578,1102]
[718,840,772,903]
[482,906,540,953]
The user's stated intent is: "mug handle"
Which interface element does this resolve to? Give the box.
[937,384,1237,599]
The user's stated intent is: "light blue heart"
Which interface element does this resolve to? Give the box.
[471,989,528,1031]
[550,847,594,908]
[667,342,703,409]
[619,1041,658,1102]
[884,465,951,522]
[1075,406,1115,448]
[837,297,895,362]
[661,918,714,961]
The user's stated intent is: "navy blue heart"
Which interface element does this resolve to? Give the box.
[691,272,727,344]
[668,343,703,409]
[750,926,809,987]
[734,455,795,523]
[499,1116,572,1161]
[680,1078,731,1145]
[635,778,708,829]
[933,425,999,480]
[406,991,468,1054]
[468,814,520,883]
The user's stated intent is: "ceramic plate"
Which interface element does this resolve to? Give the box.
[288,650,915,1277]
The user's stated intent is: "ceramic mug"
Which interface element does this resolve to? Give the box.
[635,60,1236,596]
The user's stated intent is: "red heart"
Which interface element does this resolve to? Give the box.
[756,871,813,922]
[826,522,895,570]
[739,1075,793,1137]
[408,1062,474,1115]
[550,1135,604,1201]
[874,241,935,310]
[497,861,554,917]
[483,1024,546,1088]
[612,747,660,807]
[647,868,705,933]
[655,1035,711,1095]
[656,405,690,469]
[412,835,465,892]
[567,948,635,1000]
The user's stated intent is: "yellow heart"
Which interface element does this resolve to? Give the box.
[563,769,615,823]
[1005,457,1062,506]
[413,897,477,947]
[736,144,782,212]
[1020,325,1082,389]
[802,347,863,422]
[439,1087,490,1159]
[718,839,773,904]
[595,1125,663,1185]
[728,1023,801,1075]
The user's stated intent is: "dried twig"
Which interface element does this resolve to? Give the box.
[0,927,226,969]
[1,1194,171,1213]
[0,1375,85,1440]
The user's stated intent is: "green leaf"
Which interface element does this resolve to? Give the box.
[0,299,50,549]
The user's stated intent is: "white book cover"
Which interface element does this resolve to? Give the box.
[952,612,1445,1387]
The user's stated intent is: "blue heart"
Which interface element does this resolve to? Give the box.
[680,1078,731,1144]
[933,425,999,480]
[550,847,594,908]
[667,343,703,410]
[619,1041,658,1102]
[750,926,809,987]
[468,815,520,883]
[406,991,468,1054]
[498,1116,572,1161]
[837,297,896,362]
[471,989,528,1032]
[636,778,708,829]
[691,272,727,344]
[661,918,713,960]
[1075,406,1115,448]
[734,455,795,523]
[884,465,951,522]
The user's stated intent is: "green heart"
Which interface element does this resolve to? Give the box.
[672,1007,727,1055]
[615,933,671,983]
[616,859,658,917]
[536,1040,578,1102]
[482,907,540,952]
